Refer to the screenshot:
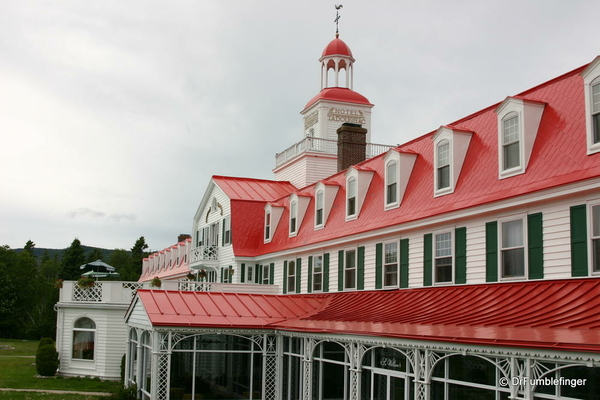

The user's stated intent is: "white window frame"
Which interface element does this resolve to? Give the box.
[289,200,298,236]
[263,265,270,285]
[315,190,324,228]
[582,58,600,154]
[346,176,357,220]
[501,112,521,173]
[344,248,357,290]
[247,264,254,282]
[264,211,271,242]
[433,230,453,285]
[383,240,399,288]
[498,214,528,280]
[287,260,296,293]
[313,255,323,292]
[223,217,231,245]
[385,160,399,208]
[436,140,451,192]
[589,200,600,275]
[72,317,96,361]
[590,79,600,151]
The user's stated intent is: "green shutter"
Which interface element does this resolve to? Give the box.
[323,253,330,292]
[222,220,225,246]
[357,246,365,290]
[308,256,313,293]
[220,268,224,283]
[296,258,302,293]
[269,263,274,285]
[338,250,344,292]
[486,222,498,282]
[255,264,260,283]
[375,243,383,289]
[528,213,544,279]
[423,234,432,286]
[258,265,263,284]
[455,227,467,284]
[241,263,246,283]
[283,261,288,293]
[400,239,409,288]
[570,205,588,277]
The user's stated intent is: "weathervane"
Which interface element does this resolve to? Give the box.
[334,4,343,37]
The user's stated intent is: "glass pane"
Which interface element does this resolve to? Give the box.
[74,317,95,329]
[288,276,296,292]
[348,178,356,197]
[385,243,398,263]
[435,257,452,283]
[503,116,519,143]
[438,165,450,189]
[314,273,322,291]
[387,162,397,182]
[387,182,397,204]
[448,355,496,386]
[435,232,452,257]
[502,220,523,248]
[437,141,449,167]
[504,141,520,169]
[348,197,356,215]
[593,83,600,113]
[384,264,398,287]
[317,191,323,208]
[593,205,600,237]
[345,269,356,289]
[448,383,495,400]
[72,330,94,360]
[346,251,356,269]
[593,239,600,273]
[594,113,600,144]
[288,261,295,275]
[502,248,525,277]
[372,347,406,371]
[314,256,323,272]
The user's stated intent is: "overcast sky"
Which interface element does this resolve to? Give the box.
[1,0,598,252]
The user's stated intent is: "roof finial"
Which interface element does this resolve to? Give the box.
[334,4,343,38]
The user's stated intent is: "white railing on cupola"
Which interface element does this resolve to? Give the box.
[275,137,394,167]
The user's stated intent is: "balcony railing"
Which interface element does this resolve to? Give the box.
[190,246,218,263]
[275,137,395,167]
[58,280,279,304]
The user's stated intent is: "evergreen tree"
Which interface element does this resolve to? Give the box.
[108,249,135,281]
[23,240,36,258]
[59,238,86,280]
[131,237,149,278]
[86,247,104,263]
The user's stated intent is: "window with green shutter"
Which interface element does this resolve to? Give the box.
[570,205,588,277]
[375,243,383,289]
[400,239,409,288]
[455,227,466,284]
[528,213,543,279]
[357,247,365,290]
[323,253,330,292]
[485,222,498,282]
[423,234,432,286]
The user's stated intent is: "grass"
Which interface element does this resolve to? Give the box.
[0,339,120,394]
[0,391,106,400]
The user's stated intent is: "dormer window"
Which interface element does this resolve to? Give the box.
[385,161,398,205]
[495,97,545,179]
[315,191,324,227]
[502,113,520,171]
[265,211,271,241]
[436,140,450,190]
[582,57,600,154]
[290,201,298,235]
[347,177,357,218]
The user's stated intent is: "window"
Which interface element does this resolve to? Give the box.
[72,317,96,360]
[313,255,323,292]
[247,265,254,282]
[434,232,453,283]
[211,197,218,212]
[287,260,296,293]
[501,219,525,278]
[263,265,270,285]
[347,177,357,218]
[592,204,600,273]
[384,242,398,287]
[265,212,271,241]
[385,161,398,205]
[315,191,324,227]
[290,201,298,235]
[345,250,356,289]
[437,140,450,190]
[223,217,231,245]
[593,81,600,145]
[502,113,520,171]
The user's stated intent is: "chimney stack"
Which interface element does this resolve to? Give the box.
[178,234,191,243]
[337,123,368,172]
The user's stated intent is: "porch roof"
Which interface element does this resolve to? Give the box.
[135,278,600,353]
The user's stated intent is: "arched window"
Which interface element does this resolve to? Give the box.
[265,211,271,241]
[72,317,96,360]
[347,177,357,217]
[290,201,298,235]
[502,112,520,171]
[315,190,324,227]
[436,140,450,190]
[386,160,398,205]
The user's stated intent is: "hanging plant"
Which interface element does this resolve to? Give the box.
[77,277,95,288]
[186,272,195,281]
[228,268,234,277]
[151,277,162,288]
[54,279,64,289]
[198,269,207,280]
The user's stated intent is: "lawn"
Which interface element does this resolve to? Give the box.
[0,391,106,400]
[0,339,120,394]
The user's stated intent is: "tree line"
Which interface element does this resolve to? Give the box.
[0,237,150,339]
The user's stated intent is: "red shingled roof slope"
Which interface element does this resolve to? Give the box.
[135,279,600,352]
[231,62,600,257]
[213,176,296,202]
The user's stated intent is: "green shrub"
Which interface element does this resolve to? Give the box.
[36,344,59,377]
[120,354,126,382]
[37,338,55,351]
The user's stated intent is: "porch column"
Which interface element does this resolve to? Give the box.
[151,331,171,400]
[263,334,279,400]
[302,338,316,400]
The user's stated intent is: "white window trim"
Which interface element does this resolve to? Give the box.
[264,211,272,242]
[223,216,231,245]
[382,239,400,289]
[588,199,600,275]
[289,200,298,237]
[498,214,528,281]
[262,265,270,285]
[315,190,325,229]
[247,264,254,282]
[312,254,324,292]
[433,229,454,285]
[72,317,96,361]
[345,167,374,221]
[432,126,472,197]
[582,57,600,155]
[264,204,284,243]
[287,260,296,293]
[434,139,452,196]
[346,176,358,220]
[344,248,357,291]
[384,160,399,209]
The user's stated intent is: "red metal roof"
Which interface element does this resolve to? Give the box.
[213,176,296,202]
[321,37,353,58]
[232,61,600,257]
[303,87,373,111]
[135,279,600,352]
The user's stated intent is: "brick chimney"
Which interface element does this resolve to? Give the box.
[337,123,368,172]
[178,234,191,243]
